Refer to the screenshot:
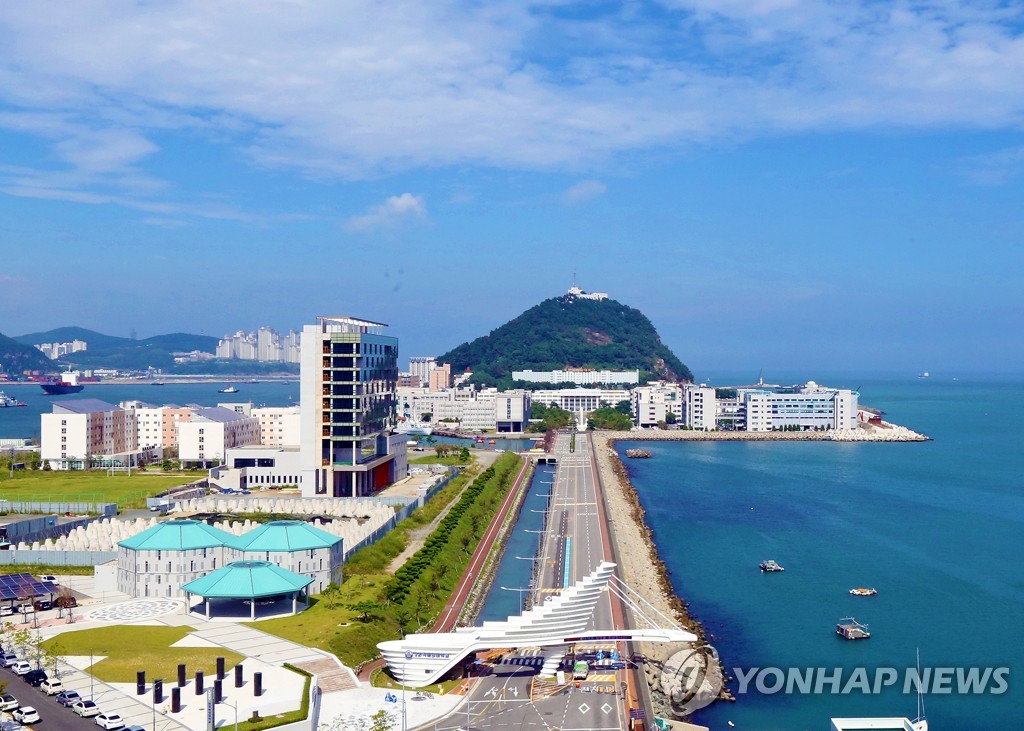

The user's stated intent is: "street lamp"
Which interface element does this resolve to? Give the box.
[224,699,239,731]
[499,586,532,612]
[402,650,412,731]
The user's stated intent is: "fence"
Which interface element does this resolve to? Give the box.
[0,500,117,516]
[0,550,117,566]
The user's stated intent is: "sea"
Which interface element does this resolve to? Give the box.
[617,372,1024,730]
[0,381,301,441]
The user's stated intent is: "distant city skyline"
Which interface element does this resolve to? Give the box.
[1,3,1021,374]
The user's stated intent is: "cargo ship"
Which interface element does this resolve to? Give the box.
[40,371,84,395]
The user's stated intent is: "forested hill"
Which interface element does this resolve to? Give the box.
[0,331,54,373]
[13,326,220,372]
[438,295,693,385]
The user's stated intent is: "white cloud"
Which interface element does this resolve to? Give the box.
[344,193,427,232]
[958,146,1024,185]
[562,180,607,205]
[0,1,1023,188]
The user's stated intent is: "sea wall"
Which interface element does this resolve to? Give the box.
[591,433,729,720]
[602,421,928,442]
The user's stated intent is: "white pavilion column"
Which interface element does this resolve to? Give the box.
[205,598,211,619]
[292,593,297,615]
[250,599,256,621]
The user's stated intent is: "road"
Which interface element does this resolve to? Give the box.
[420,432,634,731]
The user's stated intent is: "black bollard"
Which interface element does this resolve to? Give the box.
[214,679,223,704]
[136,670,146,696]
[177,663,186,687]
[216,656,225,680]
[254,671,262,697]
[171,687,181,714]
[195,670,205,695]
[153,678,163,704]
[234,663,243,688]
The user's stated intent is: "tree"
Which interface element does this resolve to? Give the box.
[587,407,632,431]
[347,600,382,623]
[420,413,433,423]
[458,447,471,463]
[320,583,342,609]
[665,412,677,424]
[369,709,397,731]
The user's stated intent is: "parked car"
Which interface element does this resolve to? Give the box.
[33,599,53,611]
[0,653,18,667]
[12,706,40,723]
[55,690,81,707]
[0,605,14,616]
[96,712,125,729]
[10,661,32,676]
[55,595,78,609]
[73,699,100,717]
[40,678,64,695]
[24,669,48,686]
[0,694,18,710]
[38,575,57,583]
[124,726,147,731]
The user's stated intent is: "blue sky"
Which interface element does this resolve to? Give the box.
[1,1,1022,376]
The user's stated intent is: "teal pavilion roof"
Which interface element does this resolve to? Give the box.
[226,519,341,552]
[182,560,313,598]
[118,519,234,551]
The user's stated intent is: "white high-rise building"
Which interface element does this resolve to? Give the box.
[632,382,683,427]
[299,317,404,498]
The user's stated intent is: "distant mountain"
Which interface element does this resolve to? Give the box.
[438,294,693,385]
[13,326,219,372]
[0,331,54,373]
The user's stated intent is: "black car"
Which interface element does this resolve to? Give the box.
[33,599,53,611]
[23,669,47,686]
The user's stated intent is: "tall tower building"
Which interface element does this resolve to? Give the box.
[300,317,403,498]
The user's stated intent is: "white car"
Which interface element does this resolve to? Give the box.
[12,706,39,723]
[9,661,31,675]
[40,677,64,694]
[38,575,57,583]
[95,712,125,729]
[73,700,100,717]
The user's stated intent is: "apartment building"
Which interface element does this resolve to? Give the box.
[40,399,140,470]
[177,407,261,466]
[632,382,684,427]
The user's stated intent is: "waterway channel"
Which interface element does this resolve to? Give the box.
[476,462,555,622]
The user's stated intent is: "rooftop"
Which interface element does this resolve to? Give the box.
[119,519,236,551]
[227,520,341,552]
[182,560,313,598]
[191,406,251,423]
[51,399,121,414]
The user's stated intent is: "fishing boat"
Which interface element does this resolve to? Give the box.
[836,617,871,640]
[0,391,26,408]
[849,587,877,596]
[219,385,239,394]
[759,559,785,573]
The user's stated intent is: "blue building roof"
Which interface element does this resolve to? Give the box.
[182,560,313,598]
[227,520,341,552]
[118,519,235,551]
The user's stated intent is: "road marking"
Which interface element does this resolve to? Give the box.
[578,702,590,713]
[600,703,613,714]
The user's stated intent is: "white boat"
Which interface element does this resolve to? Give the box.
[218,385,239,394]
[395,421,433,435]
[917,371,930,378]
[0,391,26,408]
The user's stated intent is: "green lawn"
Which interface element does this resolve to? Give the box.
[0,470,205,509]
[41,625,243,682]
[408,455,469,466]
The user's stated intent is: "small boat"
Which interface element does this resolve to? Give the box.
[836,617,870,640]
[917,371,930,378]
[0,391,26,408]
[488,439,496,444]
[849,587,877,596]
[475,437,484,443]
[760,559,784,573]
[151,382,165,386]
[219,385,239,394]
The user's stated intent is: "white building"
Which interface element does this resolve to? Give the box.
[683,386,717,431]
[408,357,436,384]
[299,316,405,498]
[512,369,640,385]
[566,285,608,301]
[252,405,301,446]
[739,382,858,432]
[178,407,261,466]
[400,386,531,432]
[210,445,303,490]
[40,399,143,470]
[632,382,683,427]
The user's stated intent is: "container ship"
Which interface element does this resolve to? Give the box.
[40,371,85,395]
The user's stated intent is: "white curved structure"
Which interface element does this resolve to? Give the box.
[379,561,697,687]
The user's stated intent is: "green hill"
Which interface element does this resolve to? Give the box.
[438,294,692,385]
[0,331,54,374]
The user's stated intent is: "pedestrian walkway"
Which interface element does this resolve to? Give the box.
[187,623,324,666]
[292,656,358,693]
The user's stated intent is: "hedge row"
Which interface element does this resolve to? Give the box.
[385,453,519,602]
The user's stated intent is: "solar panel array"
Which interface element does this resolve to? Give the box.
[0,573,57,601]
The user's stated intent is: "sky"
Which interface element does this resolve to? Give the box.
[1,1,1023,377]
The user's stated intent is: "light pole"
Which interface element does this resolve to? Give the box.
[402,650,412,731]
[151,677,161,731]
[224,699,239,731]
[499,586,531,612]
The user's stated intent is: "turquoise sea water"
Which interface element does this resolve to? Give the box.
[618,375,1024,730]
